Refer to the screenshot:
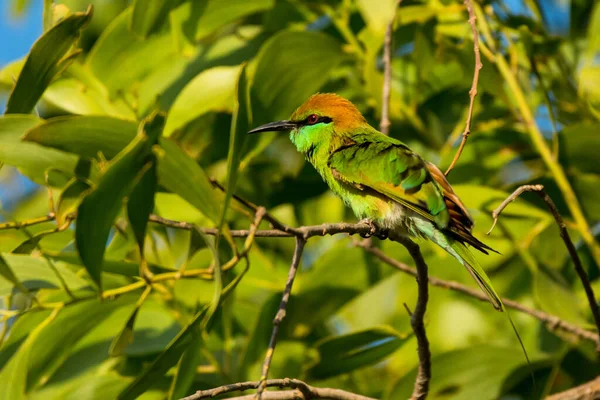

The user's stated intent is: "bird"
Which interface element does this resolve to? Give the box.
[248,93,503,311]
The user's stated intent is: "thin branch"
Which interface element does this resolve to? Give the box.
[445,0,482,176]
[391,237,430,400]
[150,215,377,239]
[181,378,376,400]
[0,214,55,230]
[488,184,600,352]
[257,237,306,399]
[380,0,402,135]
[546,376,600,400]
[356,241,600,345]
[149,211,600,345]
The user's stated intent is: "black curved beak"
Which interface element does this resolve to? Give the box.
[247,120,298,134]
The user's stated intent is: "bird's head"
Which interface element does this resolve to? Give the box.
[248,93,367,154]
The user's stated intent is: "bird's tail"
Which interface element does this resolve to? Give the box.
[423,226,504,311]
[447,239,504,311]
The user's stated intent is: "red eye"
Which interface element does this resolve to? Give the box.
[307,114,319,125]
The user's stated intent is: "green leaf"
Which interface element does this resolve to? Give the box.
[534,269,588,326]
[127,114,163,255]
[579,66,600,105]
[118,253,248,400]
[170,0,274,42]
[44,251,175,277]
[23,115,222,225]
[76,114,165,290]
[86,8,175,97]
[128,162,157,253]
[251,31,346,124]
[355,0,397,35]
[109,287,152,357]
[43,77,136,120]
[164,65,241,137]
[167,326,204,400]
[307,326,411,379]
[117,305,209,400]
[386,345,541,400]
[22,116,138,160]
[0,59,25,92]
[0,254,89,296]
[220,64,251,229]
[0,115,78,185]
[4,6,93,114]
[157,139,222,224]
[56,178,92,227]
[130,0,174,37]
[0,255,29,294]
[245,30,345,164]
[0,309,58,400]
[26,297,132,388]
[11,229,56,255]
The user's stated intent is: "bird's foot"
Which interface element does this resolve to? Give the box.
[358,219,389,240]
[358,219,382,239]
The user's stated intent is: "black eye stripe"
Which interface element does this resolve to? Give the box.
[298,116,332,126]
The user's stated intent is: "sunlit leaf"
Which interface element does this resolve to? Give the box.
[164,66,241,137]
[56,178,92,227]
[86,8,175,97]
[0,115,77,185]
[4,6,92,114]
[170,0,274,42]
[130,0,173,37]
[0,254,89,296]
[0,255,29,294]
[0,309,58,400]
[22,116,138,160]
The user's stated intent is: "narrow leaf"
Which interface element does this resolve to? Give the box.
[307,326,411,379]
[22,116,138,160]
[219,64,251,230]
[0,255,29,294]
[130,0,173,37]
[109,286,152,357]
[11,229,56,255]
[0,309,58,400]
[76,113,165,290]
[5,6,93,114]
[56,178,92,227]
[157,140,221,224]
[167,321,204,400]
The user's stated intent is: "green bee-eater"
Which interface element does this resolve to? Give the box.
[249,93,503,311]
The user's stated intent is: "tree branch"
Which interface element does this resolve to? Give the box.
[356,241,599,345]
[445,0,482,176]
[488,184,600,352]
[180,378,376,400]
[149,212,600,345]
[546,376,600,400]
[257,238,306,399]
[380,0,402,135]
[391,237,430,400]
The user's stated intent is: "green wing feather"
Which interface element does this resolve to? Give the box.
[327,131,503,310]
[327,132,449,228]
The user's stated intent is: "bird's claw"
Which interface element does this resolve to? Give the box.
[359,219,387,239]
